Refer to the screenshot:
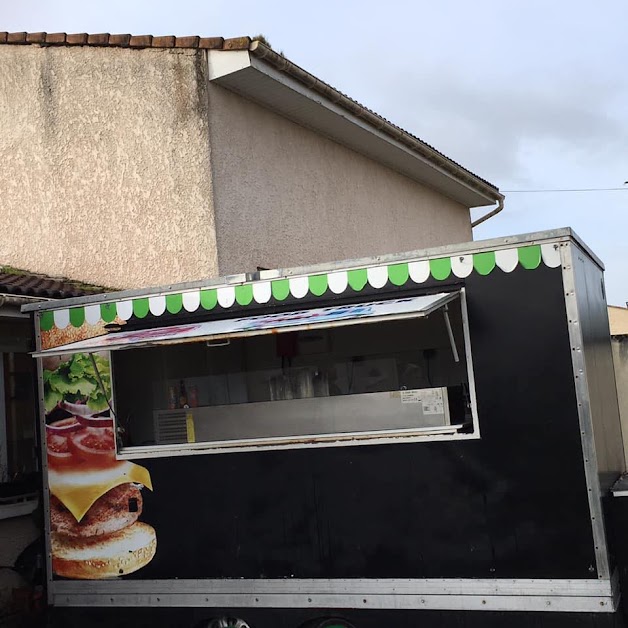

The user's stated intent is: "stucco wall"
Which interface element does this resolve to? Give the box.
[610,306,628,335]
[207,83,472,276]
[612,336,628,469]
[0,46,218,289]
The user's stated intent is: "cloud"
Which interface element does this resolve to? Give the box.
[360,63,628,187]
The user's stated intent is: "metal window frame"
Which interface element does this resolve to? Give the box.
[112,289,479,461]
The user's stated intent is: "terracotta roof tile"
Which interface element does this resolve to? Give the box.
[26,32,46,44]
[45,33,67,44]
[108,33,131,47]
[175,36,199,48]
[152,35,175,48]
[223,36,251,50]
[87,33,110,46]
[199,37,224,49]
[7,32,27,44]
[66,33,88,45]
[130,35,153,48]
[0,269,106,299]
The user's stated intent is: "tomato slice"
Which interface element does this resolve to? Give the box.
[76,414,114,429]
[47,433,75,468]
[46,417,82,435]
[68,427,116,467]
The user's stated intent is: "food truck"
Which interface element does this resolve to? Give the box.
[23,228,628,628]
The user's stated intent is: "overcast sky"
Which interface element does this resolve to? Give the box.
[3,0,627,304]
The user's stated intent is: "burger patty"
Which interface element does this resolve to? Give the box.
[50,484,143,538]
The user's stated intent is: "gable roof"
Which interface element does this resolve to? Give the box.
[0,32,502,210]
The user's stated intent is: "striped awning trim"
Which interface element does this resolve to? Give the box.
[39,243,561,333]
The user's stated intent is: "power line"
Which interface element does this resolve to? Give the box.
[502,186,628,193]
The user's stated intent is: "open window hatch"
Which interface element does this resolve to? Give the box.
[35,290,479,456]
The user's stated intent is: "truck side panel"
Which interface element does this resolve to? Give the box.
[106,264,597,581]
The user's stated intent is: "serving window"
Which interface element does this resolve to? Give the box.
[107,291,478,455]
[35,291,478,456]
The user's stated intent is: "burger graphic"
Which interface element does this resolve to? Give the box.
[43,352,156,579]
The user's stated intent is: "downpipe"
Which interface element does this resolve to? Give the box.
[471,197,504,228]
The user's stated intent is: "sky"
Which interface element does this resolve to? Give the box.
[2,0,627,304]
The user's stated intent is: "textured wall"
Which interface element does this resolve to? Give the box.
[612,336,628,469]
[610,306,628,335]
[207,84,472,276]
[0,46,218,289]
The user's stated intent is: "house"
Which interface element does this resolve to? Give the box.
[0,32,503,291]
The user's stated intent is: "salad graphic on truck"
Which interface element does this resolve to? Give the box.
[43,352,156,580]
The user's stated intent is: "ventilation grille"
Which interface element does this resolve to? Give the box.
[154,410,188,444]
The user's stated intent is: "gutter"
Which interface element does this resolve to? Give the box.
[0,294,50,308]
[0,294,51,317]
[249,40,503,211]
[471,197,505,229]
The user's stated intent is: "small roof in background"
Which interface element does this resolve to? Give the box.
[0,267,106,299]
[609,305,628,336]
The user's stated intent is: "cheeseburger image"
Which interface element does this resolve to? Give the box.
[44,353,156,579]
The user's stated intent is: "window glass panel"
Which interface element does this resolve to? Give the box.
[113,297,474,450]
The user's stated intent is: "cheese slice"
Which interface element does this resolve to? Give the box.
[49,461,153,522]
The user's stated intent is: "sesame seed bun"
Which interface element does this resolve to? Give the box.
[52,521,156,579]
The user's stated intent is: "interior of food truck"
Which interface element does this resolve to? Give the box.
[110,293,477,454]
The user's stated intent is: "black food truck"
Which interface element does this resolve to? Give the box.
[23,228,628,628]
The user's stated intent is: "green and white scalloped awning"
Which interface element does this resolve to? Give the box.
[39,243,561,334]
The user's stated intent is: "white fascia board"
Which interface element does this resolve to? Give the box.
[206,50,496,208]
[207,49,251,79]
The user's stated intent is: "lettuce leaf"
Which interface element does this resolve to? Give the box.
[43,388,63,414]
[43,352,112,414]
[47,370,96,397]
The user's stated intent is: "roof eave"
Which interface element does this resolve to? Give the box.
[207,43,501,208]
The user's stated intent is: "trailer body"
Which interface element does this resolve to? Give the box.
[26,229,626,627]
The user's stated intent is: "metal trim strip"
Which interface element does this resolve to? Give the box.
[562,242,611,580]
[51,578,617,613]
[52,577,615,596]
[116,432,479,461]
[34,312,55,605]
